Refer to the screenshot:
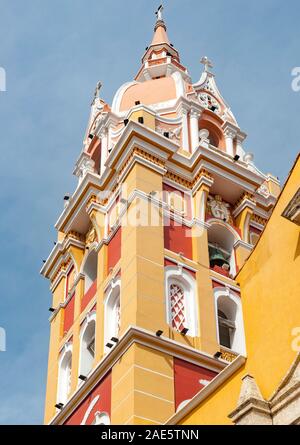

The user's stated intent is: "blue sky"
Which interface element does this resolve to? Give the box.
[0,0,299,424]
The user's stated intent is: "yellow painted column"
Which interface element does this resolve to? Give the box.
[111,344,175,425]
[89,209,108,363]
[111,162,175,424]
[235,206,253,244]
[192,184,219,355]
[120,163,166,333]
[70,277,84,393]
[44,278,65,424]
[235,204,254,270]
[94,243,108,362]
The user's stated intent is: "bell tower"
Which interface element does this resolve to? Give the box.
[41,7,280,425]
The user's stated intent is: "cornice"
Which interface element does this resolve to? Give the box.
[54,173,102,232]
[232,197,256,218]
[233,239,253,251]
[209,273,241,292]
[49,326,227,425]
[105,120,178,170]
[41,235,85,280]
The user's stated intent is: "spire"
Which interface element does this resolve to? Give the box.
[238,375,264,405]
[151,4,170,46]
[136,5,188,82]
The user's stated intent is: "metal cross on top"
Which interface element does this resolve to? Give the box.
[200,56,213,73]
[155,4,164,21]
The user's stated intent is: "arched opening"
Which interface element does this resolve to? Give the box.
[218,309,234,349]
[199,116,225,150]
[165,266,198,337]
[104,281,121,353]
[79,314,96,379]
[169,280,186,332]
[57,344,72,405]
[82,250,98,294]
[207,222,238,277]
[214,289,246,355]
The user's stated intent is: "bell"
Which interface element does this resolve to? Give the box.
[209,247,230,269]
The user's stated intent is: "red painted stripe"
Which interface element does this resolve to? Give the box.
[63,293,75,335]
[174,358,217,410]
[164,218,193,260]
[81,279,97,312]
[107,227,121,272]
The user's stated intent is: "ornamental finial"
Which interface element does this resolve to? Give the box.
[200,56,213,73]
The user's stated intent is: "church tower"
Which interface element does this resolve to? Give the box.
[41,7,280,425]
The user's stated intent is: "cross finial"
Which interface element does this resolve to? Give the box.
[92,81,102,105]
[155,4,164,22]
[200,56,213,73]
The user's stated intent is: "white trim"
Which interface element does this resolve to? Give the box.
[124,415,160,425]
[80,248,98,294]
[93,411,110,425]
[134,389,173,404]
[232,198,256,219]
[177,399,192,412]
[111,81,138,114]
[165,265,198,337]
[57,342,73,406]
[80,395,99,425]
[164,254,198,273]
[104,279,121,353]
[78,311,97,380]
[249,220,264,231]
[209,274,241,293]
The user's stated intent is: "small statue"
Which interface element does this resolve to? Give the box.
[200,56,213,73]
[208,195,230,222]
[91,81,102,105]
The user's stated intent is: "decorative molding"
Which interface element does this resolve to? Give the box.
[233,193,256,218]
[48,326,227,425]
[220,347,239,363]
[282,188,300,225]
[73,152,96,183]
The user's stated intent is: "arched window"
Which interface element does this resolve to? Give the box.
[57,343,72,405]
[165,266,198,337]
[218,310,234,348]
[207,221,239,277]
[104,280,121,353]
[199,117,224,150]
[79,312,96,379]
[214,288,246,355]
[170,281,186,332]
[82,250,97,294]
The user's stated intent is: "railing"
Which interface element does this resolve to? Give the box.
[220,347,238,363]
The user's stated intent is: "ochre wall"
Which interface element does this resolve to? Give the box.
[65,371,111,425]
[179,157,300,424]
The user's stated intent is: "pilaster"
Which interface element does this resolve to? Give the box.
[192,172,218,354]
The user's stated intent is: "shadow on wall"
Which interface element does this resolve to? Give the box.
[293,231,300,261]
